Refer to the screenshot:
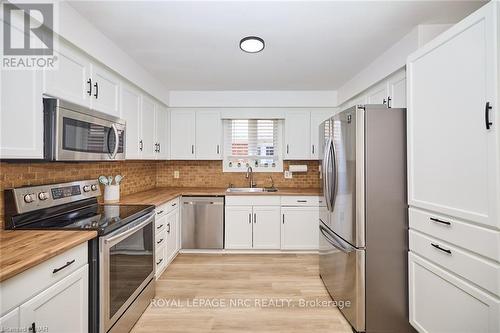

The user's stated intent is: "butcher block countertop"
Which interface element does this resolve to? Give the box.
[0,229,97,282]
[118,187,321,207]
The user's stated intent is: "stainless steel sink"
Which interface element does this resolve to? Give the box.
[226,187,278,193]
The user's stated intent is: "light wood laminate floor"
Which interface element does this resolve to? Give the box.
[132,254,352,333]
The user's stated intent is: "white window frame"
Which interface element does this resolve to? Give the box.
[223,119,284,173]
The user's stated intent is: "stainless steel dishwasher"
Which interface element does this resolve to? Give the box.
[181,196,224,249]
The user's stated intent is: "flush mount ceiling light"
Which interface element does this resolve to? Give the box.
[240,36,265,53]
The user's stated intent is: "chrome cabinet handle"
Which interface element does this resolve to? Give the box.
[53,259,75,274]
[431,243,452,255]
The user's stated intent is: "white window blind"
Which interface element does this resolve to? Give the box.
[223,119,282,171]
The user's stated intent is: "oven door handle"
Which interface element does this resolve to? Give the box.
[110,124,119,159]
[104,212,154,245]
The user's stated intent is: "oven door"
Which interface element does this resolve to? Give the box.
[53,104,125,161]
[99,212,155,333]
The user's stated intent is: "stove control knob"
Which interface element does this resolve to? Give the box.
[24,194,34,203]
[91,184,98,191]
[38,192,49,201]
[83,185,91,192]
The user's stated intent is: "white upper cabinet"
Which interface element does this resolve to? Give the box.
[387,70,406,108]
[155,104,170,160]
[89,63,121,117]
[366,81,389,105]
[310,110,334,159]
[284,110,311,160]
[44,42,91,107]
[195,111,222,160]
[140,96,157,160]
[407,1,499,229]
[121,84,142,159]
[170,109,196,160]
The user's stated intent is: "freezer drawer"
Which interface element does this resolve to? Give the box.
[319,222,365,332]
[181,197,224,249]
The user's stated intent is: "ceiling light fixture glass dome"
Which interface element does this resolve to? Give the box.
[240,36,265,53]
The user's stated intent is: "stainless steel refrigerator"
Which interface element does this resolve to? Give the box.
[319,105,411,333]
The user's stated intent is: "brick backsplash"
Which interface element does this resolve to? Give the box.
[156,160,321,188]
[1,159,320,228]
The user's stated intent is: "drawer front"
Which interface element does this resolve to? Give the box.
[155,229,167,249]
[409,252,500,333]
[0,242,88,316]
[410,208,500,262]
[155,203,168,218]
[155,216,167,236]
[410,230,500,296]
[226,195,280,206]
[155,244,166,275]
[166,197,180,214]
[280,196,320,207]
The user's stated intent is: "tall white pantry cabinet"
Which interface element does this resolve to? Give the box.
[407,2,500,333]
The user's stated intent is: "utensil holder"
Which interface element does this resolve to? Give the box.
[104,185,120,203]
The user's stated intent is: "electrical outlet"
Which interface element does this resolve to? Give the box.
[284,170,293,179]
[174,171,180,179]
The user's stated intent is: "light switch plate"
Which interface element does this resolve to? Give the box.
[284,170,293,179]
[174,171,180,179]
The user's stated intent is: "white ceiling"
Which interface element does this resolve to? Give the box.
[69,0,484,91]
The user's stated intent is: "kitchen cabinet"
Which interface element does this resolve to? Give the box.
[225,206,254,249]
[170,109,196,159]
[310,110,334,159]
[284,110,311,160]
[90,62,121,117]
[165,206,180,263]
[409,253,500,333]
[365,81,388,105]
[407,1,499,230]
[252,206,281,249]
[281,207,319,250]
[19,265,88,333]
[155,104,170,160]
[195,111,222,160]
[121,84,142,159]
[0,308,19,332]
[387,70,406,108]
[140,96,157,159]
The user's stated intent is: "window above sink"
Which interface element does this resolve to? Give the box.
[223,119,283,172]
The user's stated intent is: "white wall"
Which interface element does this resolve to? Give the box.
[168,90,337,108]
[57,2,169,104]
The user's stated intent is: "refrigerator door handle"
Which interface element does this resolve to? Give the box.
[322,138,332,212]
[329,138,337,210]
[320,224,352,253]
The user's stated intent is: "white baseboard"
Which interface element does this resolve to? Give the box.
[178,249,319,254]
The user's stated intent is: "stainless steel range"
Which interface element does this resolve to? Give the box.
[4,180,155,333]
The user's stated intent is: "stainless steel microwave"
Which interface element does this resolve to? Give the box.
[43,98,126,161]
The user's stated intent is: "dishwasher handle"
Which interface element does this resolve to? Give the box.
[183,201,223,205]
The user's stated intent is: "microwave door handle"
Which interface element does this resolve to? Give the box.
[110,124,119,159]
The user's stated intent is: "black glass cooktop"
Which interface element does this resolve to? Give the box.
[12,203,154,235]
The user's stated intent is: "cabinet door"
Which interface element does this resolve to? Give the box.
[170,109,196,160]
[90,63,121,117]
[281,207,319,250]
[140,96,156,159]
[0,308,19,332]
[19,265,88,333]
[195,111,222,160]
[387,70,406,108]
[252,206,281,249]
[44,42,91,107]
[166,209,179,263]
[285,110,311,159]
[310,110,334,159]
[409,253,500,333]
[407,4,499,229]
[365,81,388,105]
[155,104,170,160]
[121,84,142,159]
[225,206,253,249]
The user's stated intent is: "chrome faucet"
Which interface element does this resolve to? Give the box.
[246,166,256,188]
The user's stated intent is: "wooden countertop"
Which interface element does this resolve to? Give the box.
[0,229,97,282]
[118,187,321,207]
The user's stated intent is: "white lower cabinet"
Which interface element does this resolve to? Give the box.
[166,207,180,263]
[19,265,89,333]
[154,198,180,277]
[281,207,319,250]
[0,308,19,332]
[225,205,280,250]
[409,253,500,333]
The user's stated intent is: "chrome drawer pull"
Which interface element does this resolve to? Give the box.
[53,259,75,274]
[431,243,452,255]
[430,217,451,226]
